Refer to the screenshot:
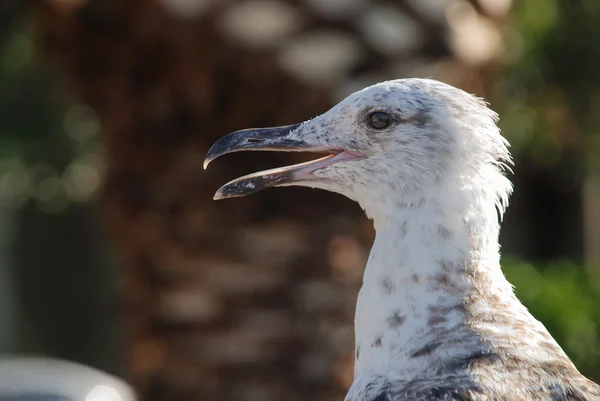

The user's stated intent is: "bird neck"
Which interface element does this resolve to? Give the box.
[353,193,516,379]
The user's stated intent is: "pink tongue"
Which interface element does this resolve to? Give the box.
[213,150,365,200]
[289,150,366,178]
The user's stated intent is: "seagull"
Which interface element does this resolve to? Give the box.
[204,78,600,401]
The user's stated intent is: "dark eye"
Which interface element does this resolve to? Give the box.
[368,112,392,130]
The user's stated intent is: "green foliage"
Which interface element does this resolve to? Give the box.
[498,0,600,169]
[499,2,600,377]
[0,19,102,213]
[503,257,600,379]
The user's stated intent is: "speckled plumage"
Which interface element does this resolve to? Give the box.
[207,78,600,401]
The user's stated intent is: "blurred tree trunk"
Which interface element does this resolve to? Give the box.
[30,1,510,400]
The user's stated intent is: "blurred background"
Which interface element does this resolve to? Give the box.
[1,0,600,400]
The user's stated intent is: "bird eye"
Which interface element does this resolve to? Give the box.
[368,112,392,130]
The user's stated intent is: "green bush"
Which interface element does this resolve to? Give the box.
[503,257,600,379]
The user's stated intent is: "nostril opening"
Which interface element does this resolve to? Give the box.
[247,138,264,143]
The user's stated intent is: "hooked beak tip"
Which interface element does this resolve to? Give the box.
[203,124,304,172]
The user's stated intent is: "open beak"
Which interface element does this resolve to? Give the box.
[204,123,364,200]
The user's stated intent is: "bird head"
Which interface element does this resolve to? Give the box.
[204,78,512,220]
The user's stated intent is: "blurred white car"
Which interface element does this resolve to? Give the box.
[0,357,136,401]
